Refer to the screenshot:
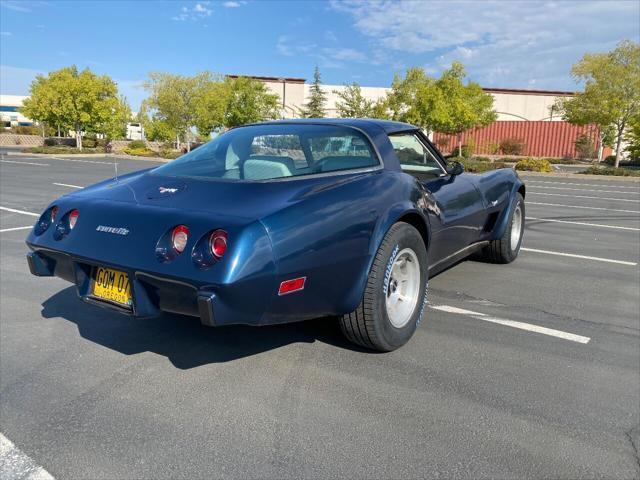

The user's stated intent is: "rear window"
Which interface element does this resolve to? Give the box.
[153,124,378,181]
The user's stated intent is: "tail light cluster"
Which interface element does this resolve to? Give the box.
[34,206,80,238]
[156,225,228,268]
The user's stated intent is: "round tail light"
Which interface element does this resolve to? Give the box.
[68,209,79,229]
[172,225,189,253]
[209,230,228,258]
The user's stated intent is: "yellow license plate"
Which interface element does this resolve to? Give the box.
[92,266,133,308]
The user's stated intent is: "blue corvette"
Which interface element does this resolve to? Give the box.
[26,119,525,351]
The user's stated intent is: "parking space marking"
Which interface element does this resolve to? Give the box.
[0,159,49,167]
[527,201,640,214]
[529,185,640,195]
[0,206,39,217]
[521,247,637,266]
[526,216,640,231]
[430,305,591,344]
[52,182,83,189]
[51,156,115,165]
[0,226,32,233]
[0,432,55,480]
[530,192,640,203]
[526,180,640,190]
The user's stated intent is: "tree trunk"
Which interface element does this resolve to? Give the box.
[76,127,83,151]
[597,130,604,163]
[176,134,180,151]
[457,134,462,157]
[614,131,623,168]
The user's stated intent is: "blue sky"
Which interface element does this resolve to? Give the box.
[1,0,639,110]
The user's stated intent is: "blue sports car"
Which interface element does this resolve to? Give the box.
[26,119,525,351]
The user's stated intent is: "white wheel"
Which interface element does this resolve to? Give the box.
[385,248,421,328]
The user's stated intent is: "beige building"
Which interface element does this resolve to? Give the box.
[0,94,32,128]
[247,75,573,122]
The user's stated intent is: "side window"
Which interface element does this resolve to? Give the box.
[307,133,377,173]
[389,133,444,175]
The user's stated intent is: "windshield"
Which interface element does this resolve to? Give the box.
[153,124,379,181]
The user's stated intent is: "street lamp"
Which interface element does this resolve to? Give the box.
[278,77,286,119]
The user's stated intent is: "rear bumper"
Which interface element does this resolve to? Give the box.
[26,250,242,327]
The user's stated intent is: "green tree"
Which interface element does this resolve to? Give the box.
[384,67,433,127]
[334,83,374,118]
[554,40,640,167]
[21,66,128,150]
[143,72,214,151]
[625,115,640,161]
[298,66,327,118]
[223,76,280,128]
[420,62,496,156]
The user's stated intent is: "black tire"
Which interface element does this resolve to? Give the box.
[340,222,429,352]
[481,193,525,264]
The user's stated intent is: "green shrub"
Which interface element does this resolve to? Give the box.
[582,166,640,177]
[574,134,596,160]
[480,139,500,155]
[500,137,526,156]
[128,140,147,149]
[452,157,508,173]
[124,147,156,157]
[515,158,553,172]
[22,146,97,154]
[472,156,492,162]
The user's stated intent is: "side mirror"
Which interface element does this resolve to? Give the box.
[447,161,465,176]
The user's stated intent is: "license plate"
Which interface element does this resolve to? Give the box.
[91,266,133,308]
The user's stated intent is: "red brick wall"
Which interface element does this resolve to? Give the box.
[433,121,600,158]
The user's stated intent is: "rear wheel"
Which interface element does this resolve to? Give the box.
[340,222,428,352]
[481,193,525,263]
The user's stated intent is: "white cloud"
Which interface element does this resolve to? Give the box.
[222,1,246,7]
[172,2,212,21]
[331,0,640,89]
[1,31,12,36]
[323,47,367,63]
[1,1,31,12]
[276,35,317,57]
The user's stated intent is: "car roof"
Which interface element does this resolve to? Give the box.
[247,118,418,135]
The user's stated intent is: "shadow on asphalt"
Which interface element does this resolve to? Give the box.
[41,287,366,368]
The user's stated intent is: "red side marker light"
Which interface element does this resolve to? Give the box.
[278,277,306,296]
[51,206,59,222]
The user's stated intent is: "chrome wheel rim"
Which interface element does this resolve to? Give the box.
[385,248,421,328]
[510,203,523,251]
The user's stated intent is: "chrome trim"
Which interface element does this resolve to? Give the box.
[429,241,489,271]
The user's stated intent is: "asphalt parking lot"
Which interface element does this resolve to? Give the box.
[1,151,639,479]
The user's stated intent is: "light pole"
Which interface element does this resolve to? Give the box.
[278,77,286,119]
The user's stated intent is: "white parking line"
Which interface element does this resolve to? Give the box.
[51,156,115,165]
[430,305,590,343]
[529,185,640,195]
[0,159,49,166]
[521,247,637,266]
[526,216,640,231]
[52,182,83,189]
[0,432,55,479]
[530,192,640,203]
[0,226,32,233]
[0,206,39,217]
[527,180,640,190]
[527,201,640,214]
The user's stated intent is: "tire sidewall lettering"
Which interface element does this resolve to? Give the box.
[383,244,400,296]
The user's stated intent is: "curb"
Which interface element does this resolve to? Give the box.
[517,171,640,182]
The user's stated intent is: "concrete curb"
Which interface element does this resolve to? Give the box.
[5,151,169,163]
[517,171,640,182]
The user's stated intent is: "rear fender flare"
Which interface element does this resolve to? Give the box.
[490,181,525,240]
[343,202,431,314]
